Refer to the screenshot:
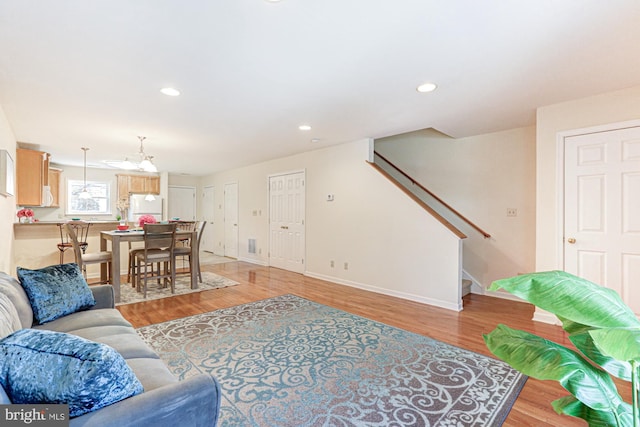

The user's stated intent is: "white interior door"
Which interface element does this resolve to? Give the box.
[202,185,215,253]
[269,171,305,273]
[168,186,196,220]
[564,126,640,315]
[224,182,238,258]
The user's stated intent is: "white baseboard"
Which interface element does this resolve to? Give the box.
[532,308,560,325]
[305,271,463,312]
[237,256,269,267]
[477,289,525,303]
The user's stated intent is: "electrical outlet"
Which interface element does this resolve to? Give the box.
[507,208,517,217]
[344,262,349,270]
[330,260,334,268]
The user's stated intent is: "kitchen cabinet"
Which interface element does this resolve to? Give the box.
[48,168,61,208]
[128,175,147,193]
[145,175,160,194]
[116,174,160,208]
[16,148,50,206]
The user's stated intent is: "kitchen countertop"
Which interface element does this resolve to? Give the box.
[14,220,121,226]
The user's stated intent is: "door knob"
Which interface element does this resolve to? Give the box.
[567,238,576,244]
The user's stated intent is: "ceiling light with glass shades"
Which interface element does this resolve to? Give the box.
[103,136,158,173]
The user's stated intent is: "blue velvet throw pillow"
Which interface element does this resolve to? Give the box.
[17,263,96,324]
[0,329,143,417]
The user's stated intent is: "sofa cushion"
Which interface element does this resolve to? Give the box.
[126,358,178,392]
[61,325,160,360]
[0,272,33,328]
[0,292,21,340]
[17,263,96,325]
[0,329,143,418]
[33,308,132,333]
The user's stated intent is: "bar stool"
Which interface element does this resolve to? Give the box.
[57,221,90,264]
[66,223,112,284]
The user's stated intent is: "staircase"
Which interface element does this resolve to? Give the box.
[368,151,491,303]
[462,279,472,296]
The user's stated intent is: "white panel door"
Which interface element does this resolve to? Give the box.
[269,171,305,273]
[168,186,196,220]
[564,127,640,315]
[224,182,238,258]
[202,185,215,253]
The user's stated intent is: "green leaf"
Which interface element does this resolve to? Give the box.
[570,331,632,381]
[484,324,627,414]
[590,328,640,363]
[561,317,633,381]
[490,271,640,329]
[552,395,633,427]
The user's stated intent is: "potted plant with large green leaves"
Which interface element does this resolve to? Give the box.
[483,270,639,426]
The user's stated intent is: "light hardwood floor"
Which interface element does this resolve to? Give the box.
[118,261,630,427]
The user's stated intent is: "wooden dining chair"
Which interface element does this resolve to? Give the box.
[127,240,146,288]
[173,221,206,283]
[57,220,90,264]
[134,223,177,298]
[65,223,111,284]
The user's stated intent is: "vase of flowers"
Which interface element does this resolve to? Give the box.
[17,208,34,223]
[137,214,157,228]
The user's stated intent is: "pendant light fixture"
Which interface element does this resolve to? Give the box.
[103,136,159,172]
[137,136,158,173]
[79,147,91,200]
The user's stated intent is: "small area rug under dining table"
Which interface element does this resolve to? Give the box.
[116,271,238,306]
[136,294,526,426]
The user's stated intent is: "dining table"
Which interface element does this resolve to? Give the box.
[100,228,199,303]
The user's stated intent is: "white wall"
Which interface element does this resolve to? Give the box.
[200,138,464,310]
[0,105,17,273]
[375,126,536,290]
[536,84,640,272]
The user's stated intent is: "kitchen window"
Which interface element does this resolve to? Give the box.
[67,180,111,215]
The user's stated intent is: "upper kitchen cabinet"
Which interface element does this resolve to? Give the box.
[48,167,62,208]
[116,173,160,207]
[16,148,52,206]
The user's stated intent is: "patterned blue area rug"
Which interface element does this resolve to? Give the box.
[137,294,526,426]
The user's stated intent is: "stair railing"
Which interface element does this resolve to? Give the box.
[373,151,491,239]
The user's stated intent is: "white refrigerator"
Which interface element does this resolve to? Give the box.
[128,194,163,224]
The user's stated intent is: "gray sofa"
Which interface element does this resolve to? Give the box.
[0,271,221,426]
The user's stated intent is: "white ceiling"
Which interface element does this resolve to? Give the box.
[2,1,640,175]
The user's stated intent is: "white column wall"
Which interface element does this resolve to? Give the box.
[0,105,17,273]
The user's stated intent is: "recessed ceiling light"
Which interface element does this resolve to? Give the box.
[299,125,312,131]
[160,87,180,97]
[416,82,437,93]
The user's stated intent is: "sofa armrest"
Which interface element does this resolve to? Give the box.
[69,374,221,427]
[89,285,115,310]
